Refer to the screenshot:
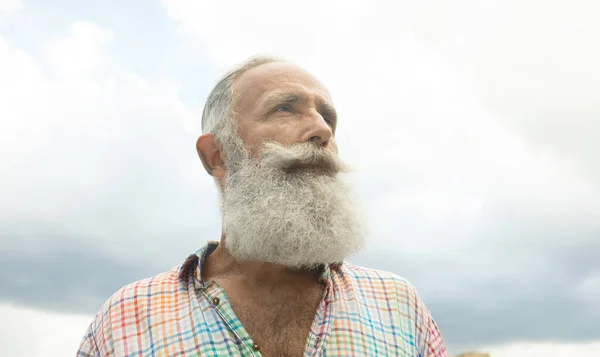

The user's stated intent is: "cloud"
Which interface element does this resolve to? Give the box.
[0,0,22,14]
[353,205,600,348]
[483,341,600,357]
[42,22,114,77]
[0,303,91,357]
[0,21,218,309]
[0,221,162,314]
[162,0,600,348]
[162,0,600,220]
[436,0,600,179]
[0,0,598,353]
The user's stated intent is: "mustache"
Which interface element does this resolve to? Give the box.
[257,141,347,174]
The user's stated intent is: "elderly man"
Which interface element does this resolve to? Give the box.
[77,57,448,357]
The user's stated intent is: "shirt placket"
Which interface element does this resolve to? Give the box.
[304,270,336,357]
[199,282,263,357]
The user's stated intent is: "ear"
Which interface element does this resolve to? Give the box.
[196,134,226,180]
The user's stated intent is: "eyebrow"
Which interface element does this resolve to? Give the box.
[260,92,302,110]
[260,91,337,120]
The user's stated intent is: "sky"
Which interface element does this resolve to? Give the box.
[0,0,599,356]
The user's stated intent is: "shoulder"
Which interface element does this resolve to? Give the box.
[338,262,428,322]
[102,264,184,320]
[339,261,418,297]
[77,266,185,355]
[109,265,183,303]
[97,266,183,318]
[339,262,449,356]
[340,261,429,314]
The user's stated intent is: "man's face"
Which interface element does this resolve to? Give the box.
[233,62,339,156]
[217,62,364,269]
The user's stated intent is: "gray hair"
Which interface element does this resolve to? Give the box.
[201,56,283,161]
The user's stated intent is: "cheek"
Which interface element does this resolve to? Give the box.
[261,125,298,145]
[242,120,304,148]
[237,130,260,157]
[241,127,282,154]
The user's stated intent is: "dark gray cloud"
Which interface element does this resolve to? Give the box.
[353,202,600,352]
[0,227,150,314]
[1,196,598,352]
[0,221,204,314]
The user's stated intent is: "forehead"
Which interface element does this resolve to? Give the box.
[233,62,332,113]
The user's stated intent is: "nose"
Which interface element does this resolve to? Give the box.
[303,111,333,147]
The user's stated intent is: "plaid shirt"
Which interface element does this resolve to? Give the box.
[77,242,448,356]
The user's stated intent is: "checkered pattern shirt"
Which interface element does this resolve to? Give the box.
[77,242,448,356]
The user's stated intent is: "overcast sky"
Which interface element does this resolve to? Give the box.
[1,0,599,356]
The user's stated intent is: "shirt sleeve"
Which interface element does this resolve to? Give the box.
[422,314,448,357]
[76,322,101,357]
[76,296,114,357]
[407,280,449,357]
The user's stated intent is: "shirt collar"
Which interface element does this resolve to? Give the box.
[179,241,343,288]
[178,240,218,288]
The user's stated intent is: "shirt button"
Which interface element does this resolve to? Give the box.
[212,297,220,305]
[252,343,260,351]
[315,337,320,346]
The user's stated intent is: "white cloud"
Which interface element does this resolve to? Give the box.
[483,341,600,357]
[0,21,207,259]
[161,0,600,345]
[43,22,114,78]
[0,0,22,14]
[0,303,92,357]
[162,0,600,256]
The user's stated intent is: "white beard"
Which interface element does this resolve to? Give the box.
[221,141,365,269]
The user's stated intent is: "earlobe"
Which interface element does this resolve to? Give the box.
[196,134,225,179]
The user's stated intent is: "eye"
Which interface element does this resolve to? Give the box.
[319,106,337,127]
[275,104,292,113]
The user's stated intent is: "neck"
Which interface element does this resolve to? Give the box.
[202,234,322,289]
